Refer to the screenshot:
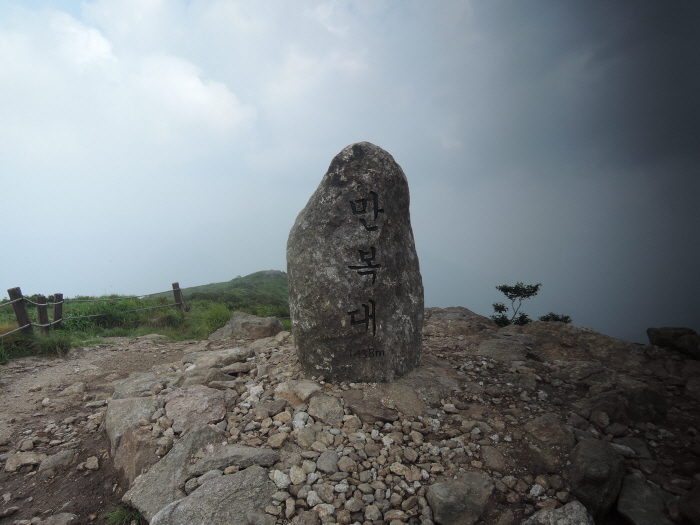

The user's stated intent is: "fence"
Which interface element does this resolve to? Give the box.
[0,282,188,340]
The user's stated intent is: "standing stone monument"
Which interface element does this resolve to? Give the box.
[287,142,424,382]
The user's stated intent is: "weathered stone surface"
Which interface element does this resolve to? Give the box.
[38,449,77,473]
[340,389,399,424]
[105,397,161,455]
[114,425,161,485]
[40,514,79,525]
[524,413,576,448]
[112,367,181,399]
[150,465,276,525]
[569,438,624,519]
[578,387,667,426]
[274,380,322,407]
[181,347,254,369]
[164,385,226,433]
[423,306,498,336]
[647,326,697,349]
[475,332,538,363]
[4,451,47,472]
[676,334,700,359]
[122,424,221,521]
[617,474,675,525]
[187,444,280,477]
[287,141,423,382]
[426,471,494,525]
[307,394,344,425]
[521,501,595,525]
[208,311,283,340]
[679,482,700,525]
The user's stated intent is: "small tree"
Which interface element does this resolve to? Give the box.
[491,282,571,327]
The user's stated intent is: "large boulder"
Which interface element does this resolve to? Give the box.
[164,385,227,434]
[617,474,675,525]
[423,306,497,336]
[569,438,624,519]
[521,501,595,525]
[105,397,161,455]
[287,142,423,382]
[208,311,283,340]
[122,424,221,521]
[150,465,276,525]
[647,327,700,359]
[426,471,494,525]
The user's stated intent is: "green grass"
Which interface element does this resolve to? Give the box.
[0,270,291,364]
[104,506,143,525]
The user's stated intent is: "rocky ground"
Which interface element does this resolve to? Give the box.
[0,307,699,525]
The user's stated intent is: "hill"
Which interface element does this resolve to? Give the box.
[176,270,289,318]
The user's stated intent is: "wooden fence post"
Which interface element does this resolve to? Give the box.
[7,287,33,335]
[53,293,63,330]
[172,282,188,312]
[36,295,50,334]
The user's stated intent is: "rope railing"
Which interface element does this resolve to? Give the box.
[64,289,173,303]
[1,283,188,339]
[62,301,179,321]
[0,323,32,338]
[0,297,23,309]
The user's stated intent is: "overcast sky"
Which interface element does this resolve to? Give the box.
[1,1,698,344]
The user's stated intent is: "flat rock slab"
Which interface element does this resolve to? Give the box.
[569,438,624,519]
[307,394,344,425]
[208,311,283,340]
[38,449,77,473]
[164,385,227,434]
[475,333,538,363]
[521,501,595,525]
[617,474,675,525]
[424,306,498,336]
[105,396,161,456]
[123,424,222,521]
[426,471,494,525]
[114,425,161,486]
[4,451,48,473]
[274,379,322,407]
[150,465,276,525]
[187,444,280,477]
[181,347,254,369]
[112,367,182,399]
[287,141,424,382]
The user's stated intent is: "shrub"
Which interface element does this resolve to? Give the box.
[491,282,571,327]
[104,506,143,525]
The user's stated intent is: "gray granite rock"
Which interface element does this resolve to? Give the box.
[426,471,494,525]
[679,481,700,525]
[187,444,280,477]
[287,141,423,382]
[150,465,276,525]
[39,514,79,525]
[164,385,226,433]
[521,501,595,525]
[569,438,624,519]
[181,347,254,369]
[122,424,221,521]
[105,396,161,455]
[307,393,344,425]
[38,449,77,473]
[112,368,181,399]
[208,311,283,340]
[475,332,538,363]
[113,425,161,485]
[617,474,675,525]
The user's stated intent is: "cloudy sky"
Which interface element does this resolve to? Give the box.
[1,1,698,344]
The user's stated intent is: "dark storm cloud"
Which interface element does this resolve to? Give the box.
[468,1,700,174]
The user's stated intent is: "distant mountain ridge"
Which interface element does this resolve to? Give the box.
[172,270,289,318]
